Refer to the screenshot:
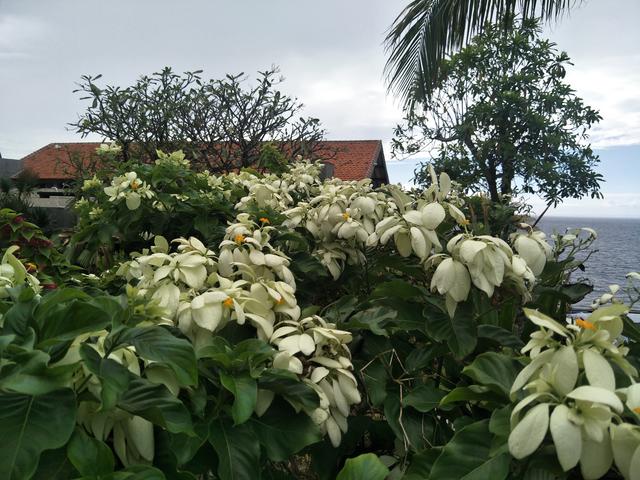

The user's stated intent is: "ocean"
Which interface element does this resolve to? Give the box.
[537,217,640,310]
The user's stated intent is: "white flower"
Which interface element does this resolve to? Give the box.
[430,257,471,317]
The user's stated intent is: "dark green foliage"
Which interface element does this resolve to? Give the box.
[71,67,327,172]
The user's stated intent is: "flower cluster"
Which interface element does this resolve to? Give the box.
[104,172,155,210]
[429,234,536,316]
[115,216,360,445]
[508,306,640,479]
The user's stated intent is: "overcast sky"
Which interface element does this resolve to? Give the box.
[1,0,638,217]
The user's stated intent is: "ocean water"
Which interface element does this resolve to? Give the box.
[537,217,640,310]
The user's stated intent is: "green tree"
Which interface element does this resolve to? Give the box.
[385,0,580,105]
[393,19,603,206]
[71,67,328,172]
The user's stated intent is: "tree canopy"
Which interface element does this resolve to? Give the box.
[71,67,328,172]
[393,19,603,206]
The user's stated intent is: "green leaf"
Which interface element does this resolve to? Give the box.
[258,370,318,410]
[424,306,477,358]
[209,418,261,480]
[347,306,395,337]
[1,293,39,343]
[404,449,441,479]
[428,420,510,480]
[118,377,193,434]
[477,325,524,349]
[67,428,114,477]
[403,385,446,413]
[220,373,257,425]
[321,295,358,324]
[80,343,131,410]
[489,405,512,438]
[384,392,435,451]
[439,386,504,407]
[462,352,521,397]
[361,360,388,406]
[0,389,76,480]
[114,327,197,386]
[112,464,166,479]
[251,401,322,461]
[336,453,389,480]
[36,296,113,347]
[31,448,74,480]
[371,280,423,300]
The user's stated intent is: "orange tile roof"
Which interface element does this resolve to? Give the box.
[19,142,101,181]
[19,140,388,183]
[316,140,384,181]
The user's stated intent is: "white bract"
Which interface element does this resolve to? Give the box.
[509,306,640,479]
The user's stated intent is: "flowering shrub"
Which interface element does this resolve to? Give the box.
[1,148,639,480]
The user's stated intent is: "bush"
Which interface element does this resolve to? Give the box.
[1,149,639,480]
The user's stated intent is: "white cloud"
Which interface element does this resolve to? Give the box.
[0,14,45,56]
[564,55,640,148]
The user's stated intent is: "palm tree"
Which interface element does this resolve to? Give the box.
[384,0,580,106]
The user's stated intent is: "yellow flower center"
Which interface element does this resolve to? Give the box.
[25,262,37,273]
[223,297,234,308]
[342,212,350,220]
[275,297,285,305]
[576,318,596,331]
[259,217,270,224]
[130,180,141,191]
[234,234,245,244]
[460,218,470,226]
[633,407,640,414]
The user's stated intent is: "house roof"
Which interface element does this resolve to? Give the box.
[19,140,388,183]
[19,142,101,181]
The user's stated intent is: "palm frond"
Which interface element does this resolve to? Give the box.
[384,0,579,106]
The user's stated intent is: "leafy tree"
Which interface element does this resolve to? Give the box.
[393,19,603,206]
[71,67,329,172]
[384,0,580,104]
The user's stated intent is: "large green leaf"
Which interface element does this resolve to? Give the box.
[0,388,76,480]
[209,418,261,480]
[1,290,38,344]
[347,306,396,337]
[250,401,322,461]
[31,448,74,479]
[257,370,318,410]
[462,352,521,397]
[440,386,504,407]
[428,420,510,480]
[0,346,75,395]
[220,373,257,425]
[403,384,446,413]
[371,280,423,300]
[35,290,113,346]
[118,377,193,434]
[384,392,435,451]
[361,360,388,406]
[477,325,524,349]
[336,453,389,480]
[67,428,114,477]
[113,327,197,386]
[424,306,477,358]
[80,343,131,410]
[404,449,441,479]
[111,464,166,479]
